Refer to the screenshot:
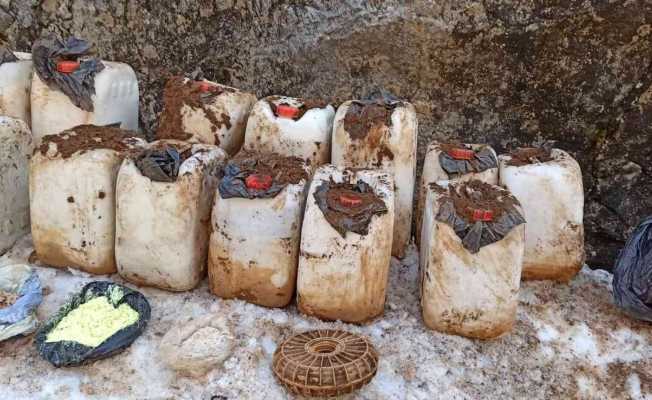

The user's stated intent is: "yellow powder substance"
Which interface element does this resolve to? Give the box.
[46,296,139,347]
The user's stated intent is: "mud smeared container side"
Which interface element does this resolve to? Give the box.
[116,140,227,291]
[244,96,335,167]
[30,125,146,274]
[297,165,394,323]
[332,98,417,258]
[209,152,310,308]
[420,180,525,339]
[499,148,585,282]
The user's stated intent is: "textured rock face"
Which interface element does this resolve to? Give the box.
[2,1,651,267]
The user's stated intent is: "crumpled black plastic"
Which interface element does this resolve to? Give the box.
[438,147,497,175]
[135,146,183,182]
[0,47,18,66]
[314,180,388,237]
[612,216,652,322]
[35,281,151,367]
[218,161,288,199]
[435,185,526,254]
[32,35,105,112]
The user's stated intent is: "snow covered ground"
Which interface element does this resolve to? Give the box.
[1,234,651,400]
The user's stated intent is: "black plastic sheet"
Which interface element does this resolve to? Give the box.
[135,146,183,182]
[314,179,388,237]
[438,147,497,175]
[435,182,525,253]
[0,47,18,66]
[218,156,305,200]
[35,281,150,367]
[612,216,652,322]
[32,35,105,112]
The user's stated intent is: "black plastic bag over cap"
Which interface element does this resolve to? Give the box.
[0,47,18,66]
[613,216,652,322]
[135,146,185,182]
[438,144,498,176]
[32,35,105,112]
[35,281,150,367]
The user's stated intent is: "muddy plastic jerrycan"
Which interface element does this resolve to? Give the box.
[420,180,525,339]
[332,98,417,258]
[0,117,33,254]
[499,148,585,282]
[208,152,311,308]
[156,76,257,155]
[30,125,145,274]
[243,96,335,167]
[115,140,227,291]
[30,36,139,142]
[297,165,394,323]
[0,51,32,125]
[416,142,499,246]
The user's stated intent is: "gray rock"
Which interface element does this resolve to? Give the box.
[159,315,235,378]
[3,0,652,268]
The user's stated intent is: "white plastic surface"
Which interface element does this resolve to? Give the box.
[0,117,33,254]
[420,182,525,339]
[115,141,226,291]
[331,100,417,258]
[243,96,335,166]
[499,149,585,281]
[0,52,32,126]
[30,129,145,274]
[173,79,256,155]
[297,165,395,323]
[208,164,310,307]
[416,142,499,245]
[31,61,139,141]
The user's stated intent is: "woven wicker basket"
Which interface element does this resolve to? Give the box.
[272,329,379,398]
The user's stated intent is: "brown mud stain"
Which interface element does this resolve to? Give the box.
[39,125,141,159]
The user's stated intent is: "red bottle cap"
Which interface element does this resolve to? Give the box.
[448,148,475,160]
[198,81,216,92]
[56,60,80,74]
[276,104,300,119]
[339,193,363,207]
[471,209,494,222]
[245,174,273,191]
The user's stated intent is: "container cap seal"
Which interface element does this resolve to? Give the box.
[245,174,273,191]
[447,148,475,160]
[276,104,301,119]
[56,60,80,74]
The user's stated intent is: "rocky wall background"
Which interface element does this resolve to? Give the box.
[1,0,651,268]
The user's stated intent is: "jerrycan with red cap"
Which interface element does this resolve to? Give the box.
[0,50,32,125]
[297,165,395,323]
[420,180,525,339]
[30,36,139,142]
[208,151,311,308]
[416,141,499,245]
[243,96,335,167]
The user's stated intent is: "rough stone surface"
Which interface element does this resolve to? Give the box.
[1,235,652,399]
[2,1,652,267]
[159,314,235,378]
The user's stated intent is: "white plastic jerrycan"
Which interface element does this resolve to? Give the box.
[420,180,525,339]
[499,148,585,282]
[30,125,145,274]
[416,142,499,245]
[0,51,32,125]
[297,165,394,323]
[30,36,139,141]
[115,140,227,291]
[156,76,257,155]
[0,117,33,254]
[208,152,311,308]
[243,96,335,167]
[332,99,417,258]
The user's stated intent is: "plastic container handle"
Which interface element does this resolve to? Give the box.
[56,60,81,74]
[471,209,494,222]
[448,148,475,160]
[339,194,363,207]
[245,174,273,191]
[276,104,301,119]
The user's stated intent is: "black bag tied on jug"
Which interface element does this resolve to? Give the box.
[135,146,188,182]
[32,35,105,112]
[438,144,498,176]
